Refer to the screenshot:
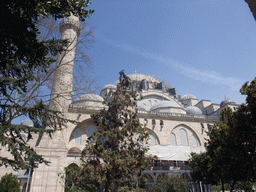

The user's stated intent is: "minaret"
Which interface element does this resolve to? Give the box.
[50,14,82,112]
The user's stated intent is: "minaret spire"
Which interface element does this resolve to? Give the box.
[50,14,82,112]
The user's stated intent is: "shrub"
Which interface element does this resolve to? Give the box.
[0,173,20,192]
[149,175,191,192]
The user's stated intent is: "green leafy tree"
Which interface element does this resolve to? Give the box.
[65,71,152,192]
[149,175,191,192]
[189,152,216,184]
[225,78,256,183]
[190,78,256,192]
[0,0,94,169]
[190,117,247,192]
[0,173,21,192]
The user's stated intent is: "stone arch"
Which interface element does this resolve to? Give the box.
[65,163,80,190]
[192,134,199,146]
[171,124,201,146]
[69,119,98,145]
[144,128,160,145]
[140,174,154,189]
[67,147,82,157]
[68,163,79,168]
[171,124,196,133]
[157,173,167,182]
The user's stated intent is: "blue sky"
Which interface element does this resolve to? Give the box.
[84,0,256,105]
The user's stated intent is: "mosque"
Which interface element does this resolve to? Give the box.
[0,15,239,191]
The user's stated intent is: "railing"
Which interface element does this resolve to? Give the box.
[138,109,220,120]
[69,104,221,121]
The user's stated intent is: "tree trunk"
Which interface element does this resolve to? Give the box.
[221,178,225,192]
[230,180,236,192]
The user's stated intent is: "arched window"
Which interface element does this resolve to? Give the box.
[179,128,188,146]
[192,134,199,146]
[136,131,158,146]
[149,132,158,146]
[149,100,152,107]
[170,133,177,145]
[74,128,82,144]
[86,125,97,140]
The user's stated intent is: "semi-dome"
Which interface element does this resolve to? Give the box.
[100,84,117,98]
[72,93,104,105]
[185,106,202,115]
[220,98,235,107]
[150,100,182,111]
[181,93,197,100]
[19,119,34,127]
[136,101,146,111]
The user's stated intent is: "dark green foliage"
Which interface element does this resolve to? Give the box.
[0,173,21,192]
[234,181,254,192]
[64,166,99,192]
[118,186,146,192]
[189,152,213,184]
[149,176,191,192]
[189,78,256,192]
[245,0,256,21]
[0,0,93,169]
[65,71,152,191]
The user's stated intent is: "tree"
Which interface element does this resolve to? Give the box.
[64,71,152,192]
[149,175,191,192]
[0,173,21,192]
[245,0,256,21]
[226,78,256,182]
[189,152,215,185]
[190,115,248,192]
[0,0,94,169]
[189,78,256,192]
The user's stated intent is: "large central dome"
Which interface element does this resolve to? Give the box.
[114,74,160,85]
[114,73,172,91]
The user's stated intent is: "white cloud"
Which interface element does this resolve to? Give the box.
[97,35,243,91]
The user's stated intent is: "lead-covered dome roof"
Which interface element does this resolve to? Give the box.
[102,84,117,90]
[114,74,160,85]
[220,98,235,107]
[72,93,104,105]
[150,100,182,111]
[181,93,197,100]
[185,106,202,115]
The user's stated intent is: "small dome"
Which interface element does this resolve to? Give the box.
[220,98,235,107]
[150,100,182,111]
[185,106,202,115]
[73,93,103,104]
[102,84,117,90]
[181,94,197,100]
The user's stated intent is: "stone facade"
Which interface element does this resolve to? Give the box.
[0,16,239,191]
